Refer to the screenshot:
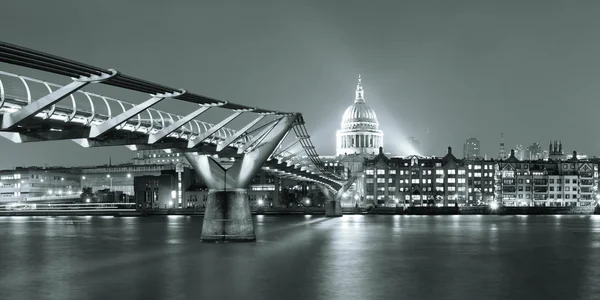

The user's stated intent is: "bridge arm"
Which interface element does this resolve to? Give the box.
[216,115,265,152]
[187,111,244,148]
[1,70,116,130]
[319,177,357,217]
[89,90,185,138]
[148,106,211,144]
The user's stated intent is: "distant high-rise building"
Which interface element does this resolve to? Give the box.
[515,144,525,160]
[525,142,543,160]
[548,140,567,160]
[498,133,506,159]
[463,138,480,159]
[408,136,421,155]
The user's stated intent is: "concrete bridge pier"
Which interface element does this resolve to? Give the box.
[184,115,297,242]
[319,177,356,218]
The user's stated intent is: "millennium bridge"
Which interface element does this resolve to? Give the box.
[0,41,354,241]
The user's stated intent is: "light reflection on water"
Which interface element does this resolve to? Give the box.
[1,215,600,300]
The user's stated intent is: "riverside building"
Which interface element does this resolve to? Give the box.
[495,150,599,207]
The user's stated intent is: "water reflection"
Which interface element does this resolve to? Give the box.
[1,215,600,300]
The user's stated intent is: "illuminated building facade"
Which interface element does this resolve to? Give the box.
[363,147,496,207]
[0,167,79,202]
[495,150,599,206]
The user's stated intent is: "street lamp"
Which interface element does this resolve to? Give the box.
[106,174,112,191]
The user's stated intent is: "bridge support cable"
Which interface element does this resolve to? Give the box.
[148,105,212,144]
[0,70,117,130]
[183,114,298,242]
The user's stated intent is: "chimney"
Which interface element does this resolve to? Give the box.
[379,147,383,155]
[510,149,515,157]
[559,141,563,153]
[573,151,577,159]
[447,146,452,155]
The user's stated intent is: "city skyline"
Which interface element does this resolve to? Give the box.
[2,0,600,168]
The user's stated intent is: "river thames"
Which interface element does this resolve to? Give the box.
[1,215,600,300]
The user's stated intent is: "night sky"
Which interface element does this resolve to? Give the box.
[1,0,600,169]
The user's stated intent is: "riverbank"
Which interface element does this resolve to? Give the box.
[0,206,597,216]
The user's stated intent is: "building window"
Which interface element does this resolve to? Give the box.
[389,170,396,175]
[436,170,444,175]
[458,170,465,175]
[412,179,419,184]
[448,178,456,183]
[377,169,385,175]
[448,170,456,175]
[366,170,374,175]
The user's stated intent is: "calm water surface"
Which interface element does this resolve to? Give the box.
[1,215,600,300]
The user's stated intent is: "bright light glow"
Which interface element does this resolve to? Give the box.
[48,190,53,195]
[86,198,90,203]
[169,201,173,207]
[354,194,359,200]
[82,176,86,180]
[258,199,264,206]
[106,174,110,178]
[305,199,310,205]
[436,203,443,207]
[61,178,64,181]
[127,173,131,178]
[171,190,176,199]
[490,202,499,210]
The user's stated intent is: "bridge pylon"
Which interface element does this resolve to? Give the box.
[184,115,298,242]
[319,177,356,217]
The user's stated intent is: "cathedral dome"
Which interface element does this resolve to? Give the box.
[341,75,379,130]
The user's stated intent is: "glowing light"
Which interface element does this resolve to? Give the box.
[490,202,499,210]
[86,198,90,203]
[81,176,85,180]
[354,194,359,200]
[168,201,173,207]
[127,173,131,178]
[106,174,110,178]
[305,199,310,205]
[258,199,264,206]
[171,190,176,199]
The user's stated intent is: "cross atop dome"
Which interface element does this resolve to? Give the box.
[355,74,365,103]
